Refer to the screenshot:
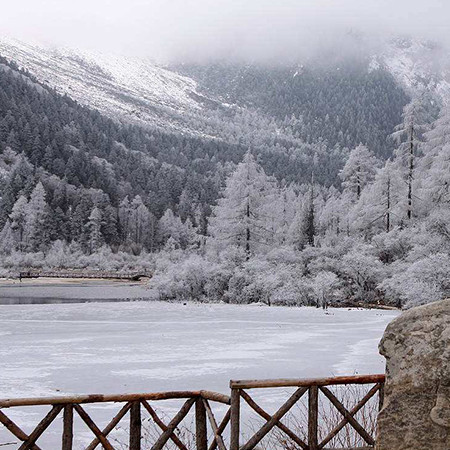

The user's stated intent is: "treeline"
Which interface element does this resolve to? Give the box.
[150,93,450,309]
[0,52,407,258]
[2,52,446,309]
[0,54,358,257]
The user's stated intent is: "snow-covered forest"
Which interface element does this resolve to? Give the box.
[1,51,449,309]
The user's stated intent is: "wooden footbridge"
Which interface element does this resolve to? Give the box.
[18,270,152,281]
[0,374,385,450]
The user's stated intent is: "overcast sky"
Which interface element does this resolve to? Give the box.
[1,1,449,62]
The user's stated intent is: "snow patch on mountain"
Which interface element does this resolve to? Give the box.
[0,37,221,135]
[373,38,450,104]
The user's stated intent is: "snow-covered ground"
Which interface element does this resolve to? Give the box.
[0,300,398,447]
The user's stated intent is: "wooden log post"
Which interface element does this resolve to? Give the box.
[308,386,319,450]
[62,405,73,450]
[129,401,141,450]
[229,388,240,450]
[196,398,208,450]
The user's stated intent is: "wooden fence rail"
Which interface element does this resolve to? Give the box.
[0,375,385,450]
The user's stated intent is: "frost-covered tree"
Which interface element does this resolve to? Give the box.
[129,196,152,245]
[9,195,28,251]
[419,105,450,208]
[350,160,404,235]
[319,187,343,240]
[0,220,14,254]
[273,186,297,246]
[24,182,50,252]
[209,152,277,257]
[310,271,339,308]
[339,144,379,200]
[303,179,316,247]
[118,196,131,241]
[392,94,433,220]
[87,207,104,253]
[158,208,198,249]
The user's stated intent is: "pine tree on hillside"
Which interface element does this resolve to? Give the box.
[303,176,316,247]
[9,195,28,251]
[0,220,14,254]
[209,152,277,258]
[392,94,434,220]
[87,207,104,253]
[24,182,50,252]
[350,160,404,235]
[420,105,450,208]
[339,144,379,200]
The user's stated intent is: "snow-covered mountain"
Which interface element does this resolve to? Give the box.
[0,37,222,136]
[1,35,450,157]
[2,36,450,137]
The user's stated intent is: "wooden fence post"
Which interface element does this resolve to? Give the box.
[196,398,208,450]
[129,401,141,450]
[308,386,318,450]
[230,388,240,450]
[62,405,73,450]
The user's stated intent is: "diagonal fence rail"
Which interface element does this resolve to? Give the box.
[0,375,384,449]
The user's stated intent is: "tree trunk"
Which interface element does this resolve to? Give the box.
[245,201,250,259]
[386,176,391,233]
[407,125,414,220]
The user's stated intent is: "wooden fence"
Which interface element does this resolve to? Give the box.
[0,375,385,450]
[229,374,385,450]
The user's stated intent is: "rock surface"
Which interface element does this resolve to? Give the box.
[376,299,450,450]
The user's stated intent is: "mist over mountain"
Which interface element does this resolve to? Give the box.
[2,0,450,64]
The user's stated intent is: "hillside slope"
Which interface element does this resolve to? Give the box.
[0,37,221,136]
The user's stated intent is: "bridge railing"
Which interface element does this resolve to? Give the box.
[0,375,385,449]
[18,269,152,281]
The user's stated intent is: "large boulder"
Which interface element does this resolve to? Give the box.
[376,299,450,450]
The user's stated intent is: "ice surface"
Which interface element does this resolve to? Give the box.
[0,300,398,447]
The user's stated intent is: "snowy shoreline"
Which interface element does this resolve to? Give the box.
[0,278,398,310]
[0,278,400,309]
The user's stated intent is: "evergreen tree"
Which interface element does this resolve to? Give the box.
[9,195,28,251]
[392,94,433,220]
[24,182,49,252]
[209,152,277,257]
[340,144,379,200]
[0,220,14,254]
[87,207,104,253]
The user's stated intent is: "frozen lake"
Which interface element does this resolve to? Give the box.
[0,299,399,447]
